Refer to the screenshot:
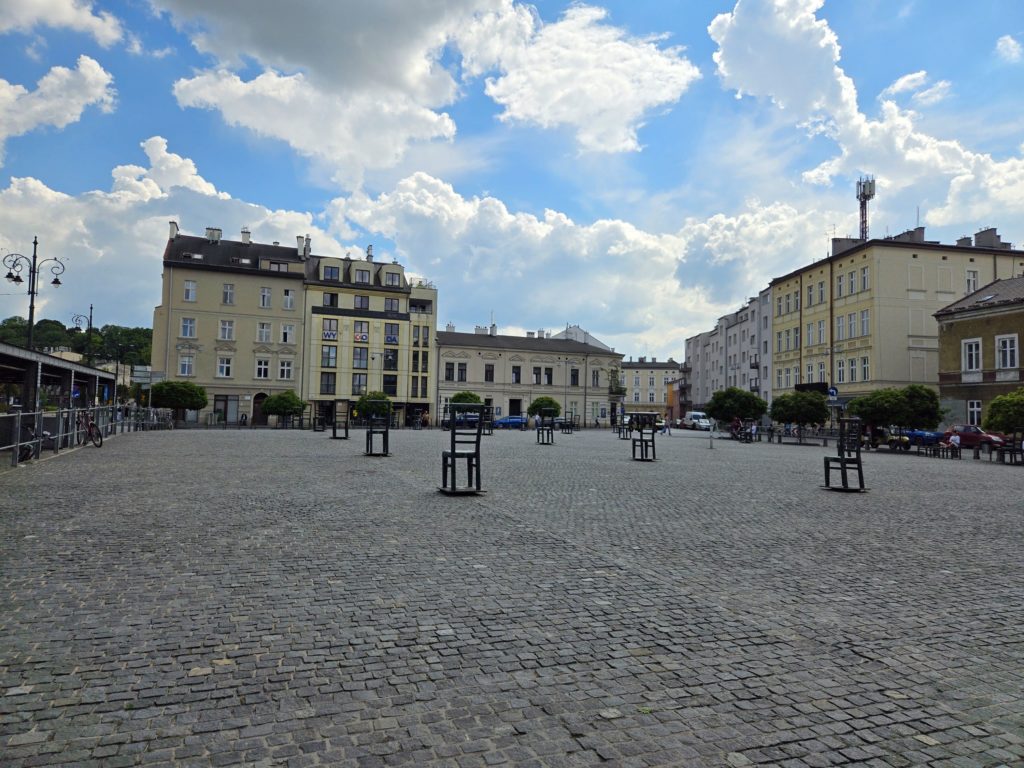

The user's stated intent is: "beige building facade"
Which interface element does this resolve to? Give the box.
[619,357,679,418]
[434,326,624,426]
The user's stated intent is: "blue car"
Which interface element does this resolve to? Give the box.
[494,415,527,429]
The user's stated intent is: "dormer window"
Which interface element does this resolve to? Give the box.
[385,272,400,286]
[355,269,370,284]
[323,265,340,281]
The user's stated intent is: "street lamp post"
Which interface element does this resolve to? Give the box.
[3,237,65,352]
[71,304,95,366]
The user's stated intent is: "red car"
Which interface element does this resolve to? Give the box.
[942,424,1005,448]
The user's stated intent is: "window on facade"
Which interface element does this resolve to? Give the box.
[181,317,196,338]
[785,329,791,351]
[861,357,869,381]
[321,345,337,368]
[648,376,655,387]
[861,267,870,291]
[996,334,1018,369]
[279,360,293,380]
[354,295,369,310]
[633,375,640,386]
[836,359,845,383]
[382,375,398,397]
[268,262,288,272]
[807,363,813,383]
[412,351,420,373]
[411,377,419,397]
[353,320,368,337]
[776,332,782,352]
[323,265,340,281]
[384,323,399,342]
[445,362,454,381]
[794,292,800,311]
[217,357,232,377]
[818,281,825,303]
[633,392,640,402]
[776,297,783,316]
[485,364,494,382]
[784,368,791,388]
[571,369,580,387]
[967,400,982,426]
[836,275,843,298]
[794,327,800,348]
[818,361,826,383]
[385,272,400,286]
[256,359,270,379]
[259,287,271,308]
[785,294,791,314]
[848,313,856,339]
[544,367,553,385]
[283,289,294,309]
[219,319,234,341]
[533,367,541,384]
[848,271,855,294]
[178,355,193,376]
[422,327,429,346]
[648,392,655,403]
[323,292,338,308]
[184,280,196,302]
[966,269,979,293]
[512,365,522,384]
[322,318,338,341]
[420,352,428,372]
[383,349,398,371]
[352,373,367,396]
[385,298,400,312]
[222,283,234,304]
[412,326,420,346]
[257,322,271,343]
[836,317,845,341]
[282,323,295,344]
[818,320,826,344]
[807,285,814,306]
[860,309,869,336]
[962,339,981,371]
[591,369,599,387]
[353,347,368,370]
[848,358,857,383]
[776,368,782,389]
[320,372,336,395]
[807,322,814,346]
[355,269,370,284]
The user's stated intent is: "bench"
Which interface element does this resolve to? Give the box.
[823,417,866,492]
[364,400,390,456]
[441,403,483,494]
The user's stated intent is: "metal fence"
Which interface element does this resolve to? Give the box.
[2,405,173,467]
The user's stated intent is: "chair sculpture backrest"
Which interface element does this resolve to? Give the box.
[365,399,391,456]
[838,417,862,458]
[332,399,350,439]
[449,402,484,453]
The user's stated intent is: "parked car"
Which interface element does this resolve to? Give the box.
[901,428,945,447]
[493,415,527,429]
[682,411,709,429]
[942,424,1005,449]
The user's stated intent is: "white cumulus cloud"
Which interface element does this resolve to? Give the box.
[0,0,123,46]
[0,56,115,166]
[995,34,1022,63]
[880,70,928,98]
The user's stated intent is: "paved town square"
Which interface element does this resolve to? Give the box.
[2,428,1022,767]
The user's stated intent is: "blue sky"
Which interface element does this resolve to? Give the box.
[1,0,1022,360]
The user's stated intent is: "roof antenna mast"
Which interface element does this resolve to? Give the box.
[856,175,875,241]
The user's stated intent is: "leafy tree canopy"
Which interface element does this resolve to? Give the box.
[527,396,561,417]
[901,384,942,429]
[770,391,828,427]
[705,387,768,423]
[261,390,306,417]
[151,380,207,411]
[846,385,941,429]
[983,387,1024,434]
[354,391,391,418]
[450,391,482,403]
[0,315,150,365]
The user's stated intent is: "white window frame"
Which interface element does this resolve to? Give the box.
[966,269,979,294]
[967,400,982,426]
[260,287,272,308]
[183,280,196,302]
[818,319,825,344]
[283,289,295,310]
[222,283,234,305]
[847,312,856,339]
[281,323,295,344]
[217,356,232,378]
[219,319,234,341]
[836,275,843,298]
[257,322,271,343]
[255,358,270,379]
[178,354,193,377]
[861,356,869,382]
[995,334,1018,369]
[861,266,869,292]
[836,317,845,341]
[180,317,196,338]
[848,271,855,295]
[836,359,845,384]
[818,361,825,383]
[860,309,869,337]
[848,358,857,383]
[961,338,981,372]
[279,359,293,380]
[807,322,814,346]
[818,281,825,303]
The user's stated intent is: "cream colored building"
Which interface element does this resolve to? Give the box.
[770,227,1023,409]
[151,223,436,425]
[434,326,623,425]
[620,357,679,418]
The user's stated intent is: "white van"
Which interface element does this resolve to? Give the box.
[683,411,711,430]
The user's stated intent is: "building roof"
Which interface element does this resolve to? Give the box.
[436,331,622,358]
[935,275,1024,318]
[620,359,680,370]
[163,233,306,273]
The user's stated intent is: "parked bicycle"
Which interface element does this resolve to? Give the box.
[18,423,55,462]
[75,412,103,448]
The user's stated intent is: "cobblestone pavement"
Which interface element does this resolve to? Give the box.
[2,428,1022,767]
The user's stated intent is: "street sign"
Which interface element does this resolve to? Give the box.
[827,387,838,399]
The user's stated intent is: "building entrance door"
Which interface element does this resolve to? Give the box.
[253,393,268,426]
[509,398,522,416]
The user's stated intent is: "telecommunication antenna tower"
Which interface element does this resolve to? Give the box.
[856,176,875,241]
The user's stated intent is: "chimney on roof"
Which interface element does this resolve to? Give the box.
[974,227,1009,249]
[169,221,179,240]
[272,241,279,246]
[296,235,304,253]
[366,244,373,262]
[538,329,545,339]
[527,331,535,338]
[205,227,221,243]
[304,234,311,258]
[957,236,972,247]
[652,357,657,363]
[446,322,455,332]
[240,227,251,245]
[490,323,497,336]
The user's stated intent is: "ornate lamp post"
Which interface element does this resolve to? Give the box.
[4,237,65,351]
[71,304,95,366]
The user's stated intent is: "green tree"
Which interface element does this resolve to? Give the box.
[770,391,828,441]
[33,319,69,350]
[151,380,207,420]
[847,388,907,428]
[705,387,768,423]
[261,390,306,419]
[0,316,28,346]
[450,391,482,403]
[983,387,1024,433]
[901,384,941,429]
[354,391,391,419]
[527,396,561,418]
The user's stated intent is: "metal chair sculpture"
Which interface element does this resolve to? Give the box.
[630,412,657,461]
[561,410,574,435]
[482,405,494,436]
[441,403,484,494]
[364,400,390,456]
[823,417,866,491]
[332,399,350,440]
[536,408,555,445]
